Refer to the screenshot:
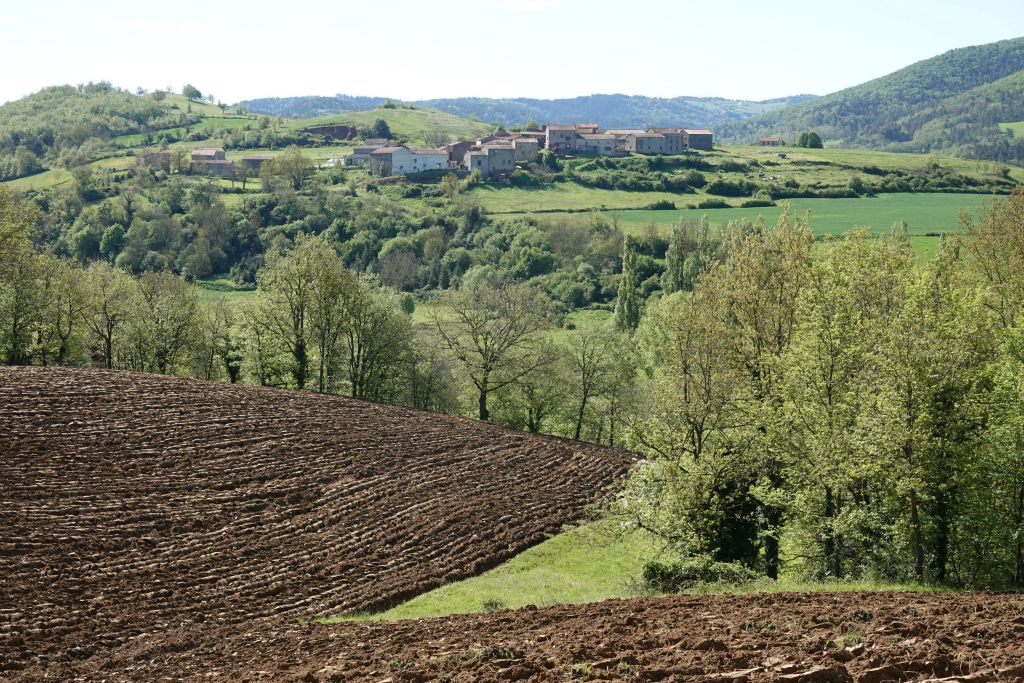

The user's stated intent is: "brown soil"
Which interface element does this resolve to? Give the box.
[29,591,1024,682]
[0,367,634,680]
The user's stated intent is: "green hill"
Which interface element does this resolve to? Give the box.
[292,104,492,146]
[240,93,816,130]
[718,37,1024,164]
[0,83,205,181]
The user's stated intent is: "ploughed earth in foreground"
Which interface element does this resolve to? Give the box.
[0,367,634,680]
[34,591,1024,682]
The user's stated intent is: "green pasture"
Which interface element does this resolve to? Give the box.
[468,183,687,213]
[999,121,1024,137]
[3,168,72,191]
[194,276,257,309]
[717,144,1024,183]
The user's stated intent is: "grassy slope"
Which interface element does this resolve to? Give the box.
[324,520,663,622]
[290,105,492,146]
[326,518,948,623]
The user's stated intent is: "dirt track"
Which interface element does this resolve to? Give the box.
[0,367,634,679]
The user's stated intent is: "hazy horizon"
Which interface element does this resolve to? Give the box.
[2,0,1023,106]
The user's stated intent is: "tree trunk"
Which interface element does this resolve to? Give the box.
[933,488,950,584]
[1014,476,1024,589]
[478,389,489,422]
[293,338,307,389]
[823,485,838,578]
[764,510,781,580]
[573,394,588,440]
[105,327,114,369]
[910,488,925,582]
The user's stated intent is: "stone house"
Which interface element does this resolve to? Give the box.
[625,132,668,154]
[577,133,619,156]
[755,135,782,147]
[369,146,447,176]
[649,128,687,154]
[545,124,578,153]
[511,137,539,162]
[444,140,476,167]
[188,147,234,177]
[241,155,273,174]
[684,129,714,150]
[350,141,388,165]
[136,151,171,171]
[190,159,235,178]
[464,144,516,178]
[191,147,226,161]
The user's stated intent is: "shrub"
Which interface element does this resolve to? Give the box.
[642,557,760,592]
[705,178,757,197]
[696,198,730,209]
[645,199,676,210]
[740,199,775,208]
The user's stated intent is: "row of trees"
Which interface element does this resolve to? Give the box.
[617,189,1024,589]
[2,187,635,444]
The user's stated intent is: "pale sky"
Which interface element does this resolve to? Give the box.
[1,0,1023,105]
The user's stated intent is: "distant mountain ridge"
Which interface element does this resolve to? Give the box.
[717,36,1024,165]
[236,93,817,130]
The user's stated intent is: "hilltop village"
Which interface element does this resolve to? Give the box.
[362,123,714,179]
[174,122,715,181]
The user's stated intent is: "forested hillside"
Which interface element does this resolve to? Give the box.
[238,93,816,129]
[719,37,1024,164]
[0,83,201,181]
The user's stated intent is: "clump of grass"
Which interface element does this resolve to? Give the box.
[483,646,520,660]
[567,662,592,678]
[387,658,414,671]
[482,598,507,613]
[833,628,865,648]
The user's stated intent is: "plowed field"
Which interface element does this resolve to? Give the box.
[20,591,1024,682]
[0,367,634,679]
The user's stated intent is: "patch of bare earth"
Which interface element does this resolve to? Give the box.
[0,367,634,680]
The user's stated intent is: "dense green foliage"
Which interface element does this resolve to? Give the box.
[720,37,1024,163]
[616,190,1024,589]
[642,558,760,592]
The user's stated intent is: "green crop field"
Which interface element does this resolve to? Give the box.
[531,192,986,237]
